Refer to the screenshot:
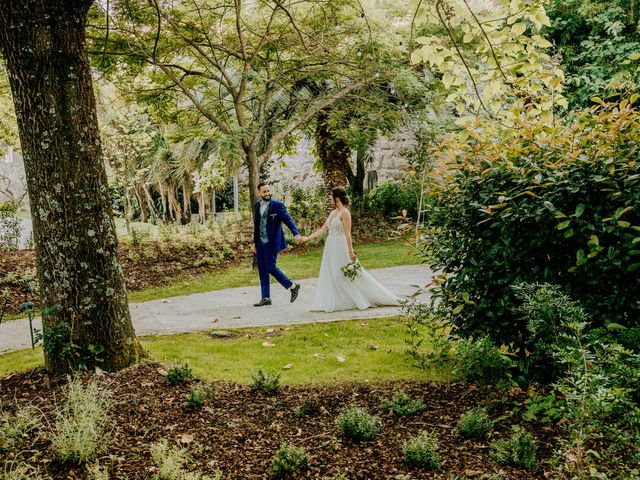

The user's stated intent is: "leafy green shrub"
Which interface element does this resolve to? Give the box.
[364,182,419,219]
[250,368,281,396]
[455,337,512,386]
[270,443,308,479]
[402,432,440,470]
[337,407,381,441]
[287,186,325,227]
[52,376,112,463]
[513,283,588,380]
[166,363,194,386]
[422,93,640,362]
[457,408,492,440]
[379,392,426,417]
[555,319,640,474]
[490,429,537,470]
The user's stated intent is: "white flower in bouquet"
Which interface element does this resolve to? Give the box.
[341,260,362,281]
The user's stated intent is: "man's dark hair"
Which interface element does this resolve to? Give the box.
[257,181,268,190]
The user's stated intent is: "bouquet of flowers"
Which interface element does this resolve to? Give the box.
[341,259,362,281]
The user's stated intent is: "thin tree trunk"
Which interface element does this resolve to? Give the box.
[158,181,168,223]
[133,185,147,223]
[168,185,182,224]
[182,179,192,225]
[315,110,350,213]
[0,0,143,375]
[246,147,260,205]
[142,184,159,224]
[124,190,133,234]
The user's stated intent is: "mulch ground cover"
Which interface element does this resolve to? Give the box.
[0,362,562,479]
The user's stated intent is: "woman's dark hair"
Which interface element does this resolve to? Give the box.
[331,186,350,206]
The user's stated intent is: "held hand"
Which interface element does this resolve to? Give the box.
[294,235,303,244]
[349,251,357,262]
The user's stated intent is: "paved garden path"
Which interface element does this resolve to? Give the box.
[0,265,433,353]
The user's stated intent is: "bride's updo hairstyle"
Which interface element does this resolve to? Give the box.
[331,186,350,206]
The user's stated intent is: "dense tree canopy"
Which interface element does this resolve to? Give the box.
[546,0,640,108]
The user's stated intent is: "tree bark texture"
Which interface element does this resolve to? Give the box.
[315,111,350,212]
[0,0,144,375]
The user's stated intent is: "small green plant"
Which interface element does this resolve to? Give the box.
[166,363,194,386]
[337,407,381,441]
[455,336,512,386]
[294,399,320,418]
[270,442,309,479]
[250,368,281,396]
[87,462,110,480]
[402,432,440,470]
[379,392,426,417]
[184,384,214,411]
[150,440,188,480]
[0,404,40,452]
[52,376,113,463]
[490,428,537,470]
[457,408,492,440]
[1,461,43,480]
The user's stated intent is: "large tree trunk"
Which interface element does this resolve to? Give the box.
[0,0,143,375]
[345,142,371,198]
[315,110,350,212]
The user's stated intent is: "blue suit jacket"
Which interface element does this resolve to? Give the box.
[253,199,299,253]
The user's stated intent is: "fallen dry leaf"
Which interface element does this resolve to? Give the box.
[283,364,293,369]
[336,356,346,363]
[262,341,276,347]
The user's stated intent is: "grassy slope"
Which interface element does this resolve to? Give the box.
[0,317,444,384]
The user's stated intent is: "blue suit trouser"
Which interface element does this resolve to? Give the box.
[256,241,293,299]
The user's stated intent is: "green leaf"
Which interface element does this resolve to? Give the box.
[606,323,627,331]
[574,204,586,217]
[557,220,571,230]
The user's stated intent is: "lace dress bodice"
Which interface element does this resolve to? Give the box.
[328,212,345,237]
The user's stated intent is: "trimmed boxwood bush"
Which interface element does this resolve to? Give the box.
[422,92,640,375]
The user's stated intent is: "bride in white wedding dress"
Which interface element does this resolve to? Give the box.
[302,187,400,312]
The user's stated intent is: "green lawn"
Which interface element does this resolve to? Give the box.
[0,317,445,384]
[129,238,420,303]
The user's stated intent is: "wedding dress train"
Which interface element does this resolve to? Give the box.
[311,213,400,312]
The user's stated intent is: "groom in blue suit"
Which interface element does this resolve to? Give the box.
[252,181,302,306]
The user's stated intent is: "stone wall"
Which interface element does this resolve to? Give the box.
[267,131,415,199]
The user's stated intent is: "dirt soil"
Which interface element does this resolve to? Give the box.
[0,362,562,479]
